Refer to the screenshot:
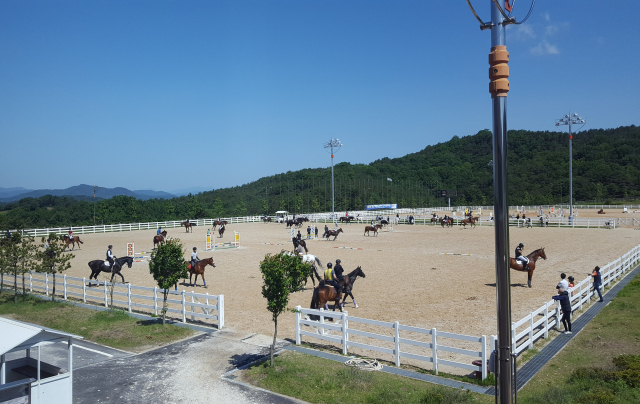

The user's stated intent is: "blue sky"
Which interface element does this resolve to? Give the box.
[1,1,638,193]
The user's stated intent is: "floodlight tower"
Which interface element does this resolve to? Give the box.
[93,185,100,225]
[465,1,536,403]
[555,112,585,223]
[324,138,343,224]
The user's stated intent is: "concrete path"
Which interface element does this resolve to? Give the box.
[73,330,305,404]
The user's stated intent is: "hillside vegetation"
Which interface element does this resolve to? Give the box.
[1,125,638,229]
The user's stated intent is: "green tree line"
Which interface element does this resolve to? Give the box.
[1,125,638,229]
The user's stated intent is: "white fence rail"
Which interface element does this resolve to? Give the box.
[510,244,640,356]
[294,306,488,380]
[0,271,224,328]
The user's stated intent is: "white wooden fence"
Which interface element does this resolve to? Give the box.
[294,306,488,380]
[510,244,640,355]
[1,271,224,328]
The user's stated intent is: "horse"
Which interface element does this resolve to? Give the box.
[309,276,352,318]
[87,256,133,286]
[262,217,271,223]
[218,226,226,238]
[323,228,343,241]
[363,224,382,236]
[286,219,295,228]
[509,247,547,288]
[340,266,366,309]
[181,221,194,233]
[187,257,215,287]
[283,251,322,287]
[380,219,389,226]
[430,216,439,225]
[153,235,165,249]
[63,235,83,251]
[213,220,228,227]
[293,238,308,253]
[339,217,353,224]
[524,217,533,228]
[460,217,478,228]
[440,217,453,228]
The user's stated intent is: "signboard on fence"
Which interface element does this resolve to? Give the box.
[366,204,397,210]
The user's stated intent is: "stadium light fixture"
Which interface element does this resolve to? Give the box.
[324,138,343,224]
[555,112,586,223]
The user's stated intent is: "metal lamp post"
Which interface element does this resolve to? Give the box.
[555,113,585,223]
[93,185,100,225]
[324,138,343,224]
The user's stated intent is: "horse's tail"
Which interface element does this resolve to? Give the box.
[310,287,319,310]
[77,237,83,244]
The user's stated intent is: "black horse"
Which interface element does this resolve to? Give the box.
[292,238,308,253]
[340,266,366,309]
[87,256,133,285]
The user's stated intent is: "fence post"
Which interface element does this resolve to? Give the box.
[343,312,349,356]
[481,335,487,380]
[191,294,195,322]
[579,283,583,311]
[432,328,438,374]
[182,290,186,323]
[128,284,132,313]
[528,312,534,349]
[295,306,301,345]
[104,282,108,307]
[394,321,400,367]
[29,272,32,292]
[319,308,325,336]
[218,295,224,329]
[153,287,158,315]
[544,303,549,339]
[82,278,86,303]
[45,273,49,296]
[64,275,67,300]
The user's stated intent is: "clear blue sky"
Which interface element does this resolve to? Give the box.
[1,1,638,193]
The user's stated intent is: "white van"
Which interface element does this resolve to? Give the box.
[275,211,288,223]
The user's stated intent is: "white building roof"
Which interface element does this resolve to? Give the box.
[0,317,83,355]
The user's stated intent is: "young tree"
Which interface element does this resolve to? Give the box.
[37,234,74,301]
[0,233,36,303]
[260,252,311,366]
[149,238,188,324]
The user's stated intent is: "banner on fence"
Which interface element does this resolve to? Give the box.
[366,204,397,210]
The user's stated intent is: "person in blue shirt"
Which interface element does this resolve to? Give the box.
[157,226,162,235]
[590,266,603,302]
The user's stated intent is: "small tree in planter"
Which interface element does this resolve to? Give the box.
[260,251,311,366]
[149,238,188,324]
[37,234,74,301]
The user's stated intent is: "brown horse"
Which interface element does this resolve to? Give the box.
[181,221,193,233]
[262,217,271,223]
[363,224,382,236]
[309,276,352,317]
[213,220,228,227]
[510,247,547,288]
[430,217,438,225]
[460,217,478,228]
[440,217,453,227]
[187,257,215,287]
[63,235,83,251]
[323,228,343,241]
[153,235,165,249]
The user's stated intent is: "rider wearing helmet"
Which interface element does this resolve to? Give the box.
[323,262,342,298]
[106,245,115,268]
[334,259,344,291]
[191,247,199,269]
[157,226,162,235]
[515,242,529,270]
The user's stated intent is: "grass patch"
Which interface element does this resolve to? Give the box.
[518,276,640,403]
[242,351,492,404]
[0,291,194,352]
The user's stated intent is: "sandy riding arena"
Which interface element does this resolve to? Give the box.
[58,218,636,341]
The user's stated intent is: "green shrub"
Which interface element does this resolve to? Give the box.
[576,385,615,404]
[421,386,474,404]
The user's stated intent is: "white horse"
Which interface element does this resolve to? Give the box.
[283,251,323,286]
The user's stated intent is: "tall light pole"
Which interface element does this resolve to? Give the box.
[465,1,536,402]
[93,185,100,225]
[324,138,342,224]
[555,112,585,223]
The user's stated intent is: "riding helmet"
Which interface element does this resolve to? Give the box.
[336,259,341,263]
[518,243,524,247]
[108,245,113,248]
[327,262,333,268]
[193,247,197,251]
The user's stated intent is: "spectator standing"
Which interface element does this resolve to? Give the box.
[556,273,569,291]
[591,266,604,302]
[552,288,572,334]
[568,276,575,296]
[314,226,318,238]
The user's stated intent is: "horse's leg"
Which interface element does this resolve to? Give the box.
[528,268,533,288]
[117,270,125,283]
[202,273,207,288]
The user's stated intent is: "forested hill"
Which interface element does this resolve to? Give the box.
[1,125,638,229]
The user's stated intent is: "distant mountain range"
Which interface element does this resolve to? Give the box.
[0,184,176,202]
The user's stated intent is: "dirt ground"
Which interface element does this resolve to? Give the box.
[55,208,639,373]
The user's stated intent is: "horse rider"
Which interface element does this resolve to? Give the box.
[157,226,162,235]
[107,245,116,269]
[294,240,305,256]
[191,247,199,269]
[307,225,312,238]
[68,228,73,240]
[296,230,302,242]
[515,242,529,270]
[334,259,345,289]
[324,224,329,238]
[323,262,342,298]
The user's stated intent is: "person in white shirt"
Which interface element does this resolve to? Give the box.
[191,247,199,269]
[556,272,569,291]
